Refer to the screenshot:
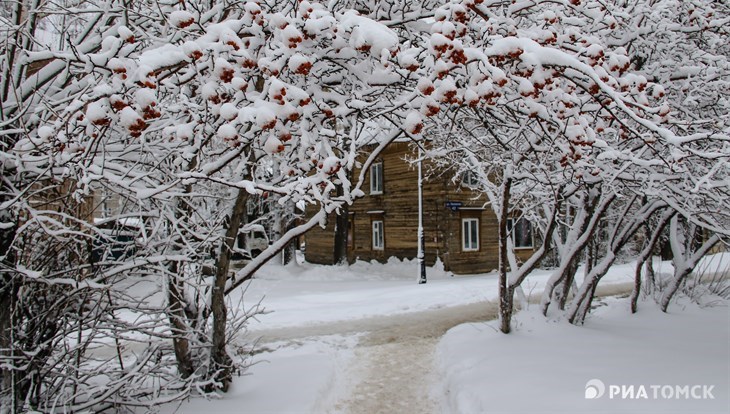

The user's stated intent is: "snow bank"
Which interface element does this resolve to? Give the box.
[436,297,729,413]
[160,335,356,414]
[255,256,453,282]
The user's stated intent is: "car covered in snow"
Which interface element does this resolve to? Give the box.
[91,217,144,262]
[232,223,270,260]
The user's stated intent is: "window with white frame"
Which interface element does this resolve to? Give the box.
[372,220,384,250]
[370,162,383,194]
[100,188,112,218]
[508,218,533,249]
[461,170,479,188]
[462,218,479,251]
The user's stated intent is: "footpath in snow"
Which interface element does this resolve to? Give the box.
[163,254,729,414]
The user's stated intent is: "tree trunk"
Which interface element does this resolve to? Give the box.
[584,236,596,278]
[630,211,673,313]
[660,226,719,312]
[498,175,513,334]
[556,257,578,311]
[499,285,515,334]
[540,190,611,316]
[209,188,248,391]
[644,257,656,294]
[630,262,643,315]
[572,279,599,325]
[0,279,19,413]
[166,262,195,379]
[333,185,349,265]
[568,201,668,323]
[281,217,297,266]
[0,218,17,411]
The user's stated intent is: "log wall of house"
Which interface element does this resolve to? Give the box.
[305,214,337,265]
[304,141,535,274]
[337,142,451,267]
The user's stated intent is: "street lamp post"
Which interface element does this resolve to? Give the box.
[417,144,427,284]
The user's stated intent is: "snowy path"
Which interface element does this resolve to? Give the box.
[247,282,635,414]
[258,282,639,414]
[252,300,498,344]
[251,281,633,348]
[333,335,440,414]
[329,301,500,414]
[251,300,499,414]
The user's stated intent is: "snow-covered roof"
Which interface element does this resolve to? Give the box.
[241,223,266,233]
[93,217,143,228]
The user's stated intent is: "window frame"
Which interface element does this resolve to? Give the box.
[370,162,383,195]
[507,218,534,249]
[372,220,384,251]
[461,218,480,252]
[461,170,479,188]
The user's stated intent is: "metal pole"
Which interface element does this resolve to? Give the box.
[417,145,427,284]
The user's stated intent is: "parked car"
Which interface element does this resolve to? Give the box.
[91,217,143,262]
[232,224,270,260]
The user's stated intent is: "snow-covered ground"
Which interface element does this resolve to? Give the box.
[237,255,641,332]
[437,297,729,414]
[162,254,729,413]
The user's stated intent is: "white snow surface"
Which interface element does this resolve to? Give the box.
[159,254,729,413]
[163,335,358,414]
[437,297,729,414]
[237,256,636,332]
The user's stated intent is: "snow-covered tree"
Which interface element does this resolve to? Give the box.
[421,0,729,331]
[1,0,728,409]
[2,0,428,409]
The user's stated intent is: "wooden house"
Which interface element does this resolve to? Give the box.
[304,141,535,274]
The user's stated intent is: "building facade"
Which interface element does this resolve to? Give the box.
[304,142,534,274]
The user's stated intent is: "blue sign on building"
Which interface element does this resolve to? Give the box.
[444,201,463,211]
